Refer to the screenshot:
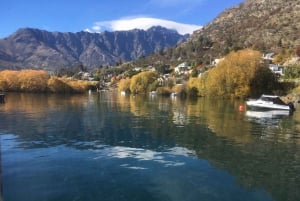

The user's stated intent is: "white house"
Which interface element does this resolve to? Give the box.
[263,53,275,60]
[269,64,284,76]
[174,62,189,74]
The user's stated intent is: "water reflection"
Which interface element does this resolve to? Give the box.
[0,92,300,201]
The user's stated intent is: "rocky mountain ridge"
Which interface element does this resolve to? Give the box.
[0,26,188,70]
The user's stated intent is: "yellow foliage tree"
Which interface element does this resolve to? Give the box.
[188,77,200,96]
[18,70,49,92]
[204,49,277,98]
[0,70,20,91]
[118,78,131,93]
[130,71,157,94]
[68,80,91,93]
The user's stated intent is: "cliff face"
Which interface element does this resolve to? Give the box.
[0,26,188,70]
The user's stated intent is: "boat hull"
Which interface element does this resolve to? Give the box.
[246,101,291,111]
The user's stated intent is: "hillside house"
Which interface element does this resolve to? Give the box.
[174,62,190,75]
[263,53,275,61]
[269,64,284,76]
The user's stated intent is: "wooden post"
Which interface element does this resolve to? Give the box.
[0,94,5,104]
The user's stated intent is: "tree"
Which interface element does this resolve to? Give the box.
[118,78,131,93]
[130,71,158,94]
[47,77,73,93]
[204,49,277,98]
[18,70,49,92]
[188,77,200,96]
[295,45,300,57]
[0,70,20,91]
[283,64,300,79]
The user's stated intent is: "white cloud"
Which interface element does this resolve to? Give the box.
[86,17,202,35]
[92,146,194,168]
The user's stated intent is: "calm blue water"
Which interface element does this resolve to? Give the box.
[0,92,299,201]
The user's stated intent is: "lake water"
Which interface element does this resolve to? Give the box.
[0,92,299,201]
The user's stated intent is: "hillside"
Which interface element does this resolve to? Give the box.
[0,26,188,70]
[144,0,300,65]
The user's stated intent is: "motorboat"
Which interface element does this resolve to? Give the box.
[245,110,291,119]
[246,95,295,111]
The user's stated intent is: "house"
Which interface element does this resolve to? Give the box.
[78,71,94,80]
[263,53,275,60]
[269,64,284,76]
[174,62,190,74]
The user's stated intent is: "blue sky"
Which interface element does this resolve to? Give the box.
[0,0,244,38]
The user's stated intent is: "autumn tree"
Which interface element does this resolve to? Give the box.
[204,49,277,98]
[47,77,74,93]
[18,70,49,92]
[188,77,201,97]
[130,71,158,94]
[118,78,131,93]
[0,70,20,91]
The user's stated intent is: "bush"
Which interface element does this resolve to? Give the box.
[283,64,300,79]
[47,77,93,93]
[67,80,91,93]
[47,77,73,93]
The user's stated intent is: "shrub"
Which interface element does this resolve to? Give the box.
[47,77,73,93]
[156,86,172,96]
[67,79,92,93]
[283,64,300,79]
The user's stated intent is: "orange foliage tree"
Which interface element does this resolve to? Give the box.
[0,70,20,91]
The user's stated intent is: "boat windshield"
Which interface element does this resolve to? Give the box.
[260,96,286,105]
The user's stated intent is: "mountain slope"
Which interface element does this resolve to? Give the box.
[0,26,188,70]
[199,0,300,52]
[147,0,300,65]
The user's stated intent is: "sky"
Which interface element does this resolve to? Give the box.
[0,0,244,38]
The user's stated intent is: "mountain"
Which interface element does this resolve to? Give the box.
[146,0,300,65]
[0,26,188,70]
[197,0,300,53]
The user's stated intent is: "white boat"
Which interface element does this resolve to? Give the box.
[245,110,291,119]
[246,94,295,111]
